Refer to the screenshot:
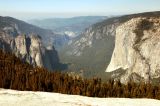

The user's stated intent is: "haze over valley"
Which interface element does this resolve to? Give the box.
[0,0,160,106]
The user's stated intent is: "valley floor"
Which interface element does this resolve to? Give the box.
[0,89,160,106]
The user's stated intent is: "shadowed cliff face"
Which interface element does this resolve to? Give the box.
[0,26,62,71]
[0,16,68,71]
[106,17,160,83]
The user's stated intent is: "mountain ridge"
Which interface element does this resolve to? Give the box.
[59,11,160,80]
[0,16,63,70]
[28,16,108,40]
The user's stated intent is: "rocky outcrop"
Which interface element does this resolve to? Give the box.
[63,12,160,57]
[106,17,160,83]
[0,29,60,70]
[59,17,118,78]
[0,16,62,70]
[60,11,160,79]
[66,21,118,56]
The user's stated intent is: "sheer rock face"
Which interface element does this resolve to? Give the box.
[15,35,28,56]
[15,35,47,68]
[0,28,60,70]
[68,23,118,56]
[106,17,160,83]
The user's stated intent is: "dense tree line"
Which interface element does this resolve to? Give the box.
[0,50,160,99]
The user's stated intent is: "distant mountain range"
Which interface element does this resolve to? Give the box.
[1,12,160,83]
[28,16,108,38]
[0,16,107,71]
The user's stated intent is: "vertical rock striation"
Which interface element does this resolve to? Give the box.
[106,17,160,83]
[0,28,60,70]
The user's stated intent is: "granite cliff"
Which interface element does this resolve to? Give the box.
[60,11,160,79]
[0,27,60,70]
[106,17,160,83]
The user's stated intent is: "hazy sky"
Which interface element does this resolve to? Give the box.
[0,0,160,20]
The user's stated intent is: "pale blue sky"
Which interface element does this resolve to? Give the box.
[0,0,160,20]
